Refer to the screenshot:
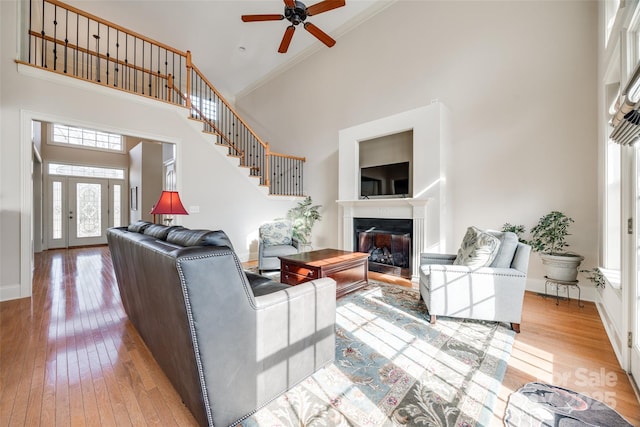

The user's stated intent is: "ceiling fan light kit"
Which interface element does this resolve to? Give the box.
[241,0,346,53]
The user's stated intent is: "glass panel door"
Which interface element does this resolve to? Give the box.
[46,170,125,248]
[68,177,109,246]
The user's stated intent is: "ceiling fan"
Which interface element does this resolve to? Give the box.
[241,0,346,53]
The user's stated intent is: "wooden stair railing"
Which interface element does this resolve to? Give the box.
[20,0,305,196]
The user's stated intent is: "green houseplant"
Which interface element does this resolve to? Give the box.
[286,196,322,244]
[529,210,584,281]
[501,223,527,243]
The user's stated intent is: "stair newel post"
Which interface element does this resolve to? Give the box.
[167,73,173,103]
[265,142,271,188]
[185,50,192,109]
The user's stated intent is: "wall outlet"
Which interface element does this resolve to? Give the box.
[189,205,200,213]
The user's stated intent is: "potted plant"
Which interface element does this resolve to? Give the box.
[286,196,322,245]
[529,210,584,281]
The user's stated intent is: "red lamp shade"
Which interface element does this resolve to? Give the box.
[150,191,188,215]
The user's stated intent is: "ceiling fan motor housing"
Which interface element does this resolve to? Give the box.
[285,1,308,25]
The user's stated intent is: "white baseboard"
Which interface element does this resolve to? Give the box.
[0,284,24,302]
[596,300,626,369]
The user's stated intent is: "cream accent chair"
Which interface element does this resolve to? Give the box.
[258,219,300,274]
[419,230,531,333]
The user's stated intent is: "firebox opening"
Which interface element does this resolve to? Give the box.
[353,218,412,279]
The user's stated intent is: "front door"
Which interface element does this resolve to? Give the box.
[68,177,108,246]
[47,176,124,248]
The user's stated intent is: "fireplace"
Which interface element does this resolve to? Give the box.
[354,218,413,278]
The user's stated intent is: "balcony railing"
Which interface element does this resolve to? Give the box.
[22,0,305,196]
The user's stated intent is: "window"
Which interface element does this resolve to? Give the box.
[605,140,621,270]
[190,95,217,121]
[48,163,125,180]
[51,124,123,152]
[606,0,620,47]
[52,181,62,240]
[113,184,121,228]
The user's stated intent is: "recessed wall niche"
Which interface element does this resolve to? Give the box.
[359,130,413,198]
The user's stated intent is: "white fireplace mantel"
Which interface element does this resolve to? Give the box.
[337,198,430,280]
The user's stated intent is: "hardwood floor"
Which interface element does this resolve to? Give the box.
[495,292,640,426]
[0,246,198,426]
[1,247,639,426]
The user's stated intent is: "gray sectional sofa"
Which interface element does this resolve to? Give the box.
[107,221,336,426]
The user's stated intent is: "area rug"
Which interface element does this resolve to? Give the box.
[241,280,516,426]
[504,382,633,426]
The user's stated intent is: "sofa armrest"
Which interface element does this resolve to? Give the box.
[254,277,335,308]
[420,253,456,265]
[175,247,336,426]
[254,277,336,407]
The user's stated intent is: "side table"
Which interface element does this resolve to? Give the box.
[544,276,584,308]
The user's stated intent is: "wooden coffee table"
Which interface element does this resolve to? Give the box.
[279,249,369,298]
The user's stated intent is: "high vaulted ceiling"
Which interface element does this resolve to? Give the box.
[65,0,394,99]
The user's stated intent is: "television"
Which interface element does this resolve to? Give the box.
[360,161,410,198]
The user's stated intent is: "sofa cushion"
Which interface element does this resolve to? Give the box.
[453,226,501,268]
[166,229,211,246]
[262,244,298,258]
[128,220,153,233]
[143,224,181,240]
[487,230,519,268]
[259,220,292,246]
[166,228,235,250]
[202,230,235,251]
[245,271,291,296]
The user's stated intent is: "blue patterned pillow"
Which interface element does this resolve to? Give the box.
[259,220,292,246]
[453,226,501,268]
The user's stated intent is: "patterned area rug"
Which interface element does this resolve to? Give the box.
[505,382,633,426]
[241,281,515,426]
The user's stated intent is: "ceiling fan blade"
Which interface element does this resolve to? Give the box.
[278,26,296,53]
[304,22,336,47]
[306,0,345,16]
[241,14,284,22]
[283,0,296,8]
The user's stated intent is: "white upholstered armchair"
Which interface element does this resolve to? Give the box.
[258,219,299,274]
[419,228,531,333]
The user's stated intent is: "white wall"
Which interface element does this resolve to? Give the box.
[0,0,302,301]
[237,0,598,296]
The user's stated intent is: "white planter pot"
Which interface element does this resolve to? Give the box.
[540,253,584,282]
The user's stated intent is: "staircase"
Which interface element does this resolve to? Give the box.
[21,0,305,197]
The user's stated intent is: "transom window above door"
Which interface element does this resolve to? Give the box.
[51,123,124,153]
[48,163,125,180]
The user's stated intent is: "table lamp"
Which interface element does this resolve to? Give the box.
[150,190,188,224]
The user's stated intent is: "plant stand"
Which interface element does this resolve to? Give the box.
[544,276,584,308]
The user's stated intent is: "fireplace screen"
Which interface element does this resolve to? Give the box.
[354,218,412,278]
